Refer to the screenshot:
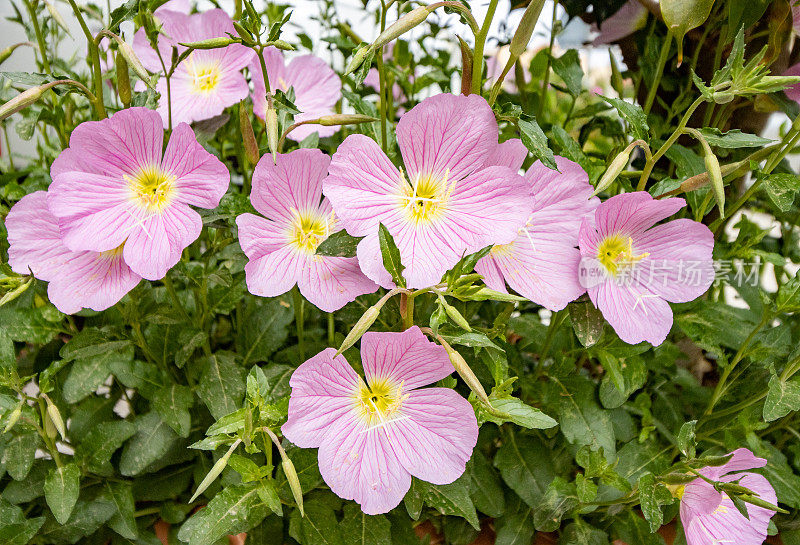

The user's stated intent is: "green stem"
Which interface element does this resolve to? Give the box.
[292,287,305,359]
[536,2,558,118]
[327,313,335,346]
[377,1,388,151]
[537,309,566,376]
[67,0,107,118]
[400,292,414,330]
[643,32,672,115]
[470,0,500,95]
[25,0,51,74]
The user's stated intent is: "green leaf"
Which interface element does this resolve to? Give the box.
[440,331,501,350]
[494,432,555,508]
[677,420,697,458]
[761,443,800,508]
[494,509,535,545]
[489,397,558,429]
[76,420,136,475]
[151,384,193,437]
[559,522,609,545]
[557,378,616,459]
[638,473,673,533]
[118,412,181,476]
[612,510,666,545]
[108,0,139,31]
[341,503,392,545]
[378,223,406,287]
[288,497,343,545]
[598,95,649,142]
[38,498,115,544]
[44,463,80,524]
[550,49,584,97]
[315,230,363,257]
[4,431,38,480]
[764,375,800,422]
[196,352,246,419]
[698,128,773,149]
[662,0,715,62]
[776,270,800,313]
[568,299,604,347]
[532,477,578,532]
[761,173,800,213]
[465,450,505,518]
[177,483,270,545]
[60,329,132,361]
[415,475,480,530]
[63,344,134,404]
[100,481,137,540]
[237,298,293,366]
[518,118,557,170]
[0,308,62,344]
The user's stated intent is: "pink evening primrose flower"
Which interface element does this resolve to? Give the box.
[476,156,599,311]
[132,8,255,127]
[47,107,230,281]
[591,1,649,46]
[236,148,378,312]
[679,449,777,545]
[6,192,141,314]
[282,326,478,515]
[577,192,714,346]
[250,47,342,141]
[323,93,532,289]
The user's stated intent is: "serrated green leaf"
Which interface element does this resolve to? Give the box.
[44,464,80,525]
[518,118,557,170]
[764,375,800,422]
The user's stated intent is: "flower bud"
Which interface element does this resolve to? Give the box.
[705,152,725,218]
[239,102,259,165]
[457,35,473,96]
[3,403,22,433]
[317,114,377,126]
[44,0,72,38]
[268,40,294,51]
[609,51,624,97]
[179,37,239,49]
[593,147,632,196]
[266,104,279,163]
[441,339,490,405]
[0,86,47,121]
[336,305,381,356]
[103,32,152,90]
[281,456,305,517]
[45,396,66,441]
[233,22,256,46]
[373,6,432,50]
[0,43,32,66]
[344,43,373,75]
[441,299,472,332]
[739,494,786,513]
[679,172,710,193]
[190,439,240,502]
[116,51,132,108]
[43,407,58,439]
[509,0,545,57]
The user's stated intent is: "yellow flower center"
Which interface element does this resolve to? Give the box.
[186,54,221,93]
[398,170,455,225]
[126,166,175,212]
[597,234,649,275]
[288,210,335,254]
[355,378,409,429]
[99,244,125,260]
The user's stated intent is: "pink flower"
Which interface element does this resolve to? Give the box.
[680,449,777,545]
[250,47,342,141]
[282,326,478,515]
[47,107,229,281]
[476,156,599,311]
[323,93,532,289]
[6,192,140,314]
[236,148,378,312]
[591,1,649,46]
[577,192,714,345]
[782,63,800,104]
[132,9,254,127]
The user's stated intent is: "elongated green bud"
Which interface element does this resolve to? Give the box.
[593,148,632,196]
[373,6,432,50]
[43,405,57,439]
[344,43,373,75]
[282,456,304,517]
[100,32,152,90]
[0,277,32,306]
[661,472,697,485]
[190,439,241,502]
[0,43,33,66]
[239,102,259,165]
[116,52,131,108]
[266,40,294,51]
[739,494,787,513]
[3,403,22,433]
[720,482,752,496]
[0,86,47,120]
[44,0,72,37]
[509,0,545,57]
[336,305,381,356]
[266,104,279,163]
[179,37,240,49]
[457,35,473,96]
[233,22,256,46]
[440,338,490,405]
[317,114,377,126]
[705,152,725,218]
[609,51,624,96]
[696,453,735,467]
[44,395,66,441]
[440,298,471,332]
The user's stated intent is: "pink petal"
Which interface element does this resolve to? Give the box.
[588,277,673,345]
[132,27,171,74]
[5,192,72,281]
[324,134,404,236]
[250,47,287,121]
[396,93,498,182]
[709,448,769,478]
[591,1,649,45]
[159,65,250,127]
[355,233,396,289]
[474,255,508,294]
[122,204,201,280]
[251,149,330,223]
[298,256,379,312]
[633,219,715,303]
[594,192,686,238]
[243,244,306,298]
[527,156,599,237]
[281,348,362,448]
[284,55,342,139]
[236,213,289,259]
[162,123,230,208]
[388,387,478,484]
[360,327,453,390]
[481,235,586,311]
[483,138,527,171]
[317,414,411,515]
[48,251,141,314]
[783,63,800,104]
